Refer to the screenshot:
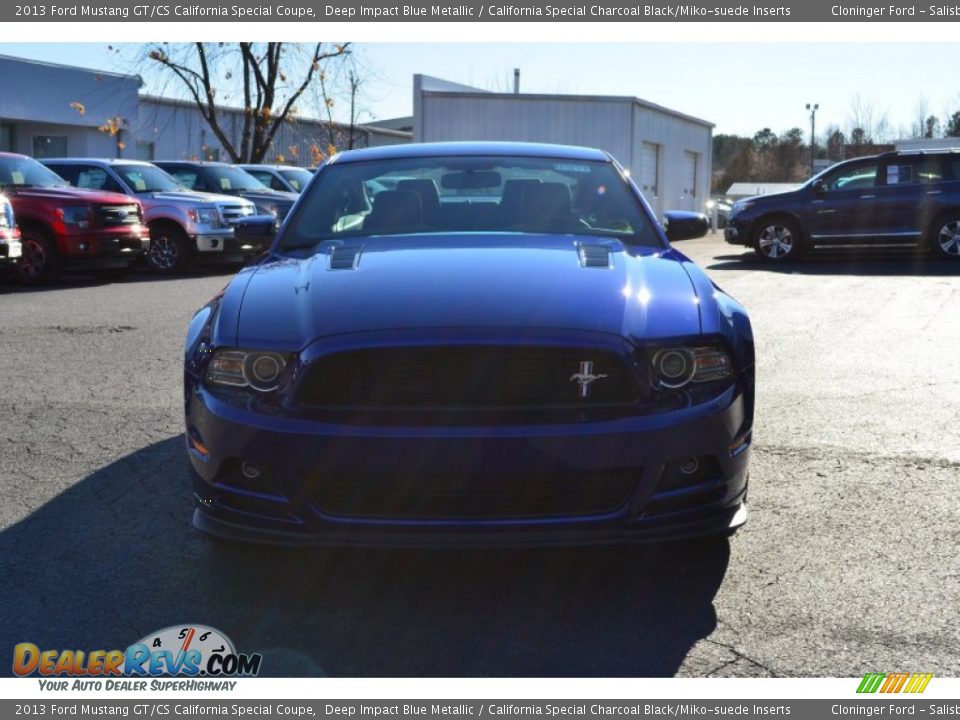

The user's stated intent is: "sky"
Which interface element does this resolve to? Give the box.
[1,42,957,140]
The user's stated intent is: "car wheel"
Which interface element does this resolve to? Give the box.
[16,228,61,285]
[753,219,804,262]
[930,216,960,259]
[147,224,190,273]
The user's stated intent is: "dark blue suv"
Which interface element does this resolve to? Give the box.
[725,150,960,261]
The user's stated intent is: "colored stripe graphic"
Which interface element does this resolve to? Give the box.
[857,673,886,693]
[857,672,932,693]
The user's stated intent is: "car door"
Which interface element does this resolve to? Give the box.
[871,156,944,241]
[807,159,880,241]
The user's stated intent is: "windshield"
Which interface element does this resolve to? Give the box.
[280,155,660,249]
[0,156,69,189]
[204,166,268,192]
[114,164,181,193]
[279,168,313,192]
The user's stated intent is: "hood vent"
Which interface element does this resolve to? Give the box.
[329,244,363,271]
[576,243,612,269]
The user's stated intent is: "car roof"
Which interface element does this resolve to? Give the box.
[154,160,229,167]
[238,164,307,171]
[40,158,155,166]
[330,141,611,165]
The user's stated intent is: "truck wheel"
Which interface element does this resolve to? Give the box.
[16,228,61,285]
[930,215,960,259]
[147,224,190,273]
[752,218,805,262]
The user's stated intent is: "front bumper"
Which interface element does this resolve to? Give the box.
[60,227,146,267]
[724,216,754,246]
[186,381,752,547]
[194,215,274,259]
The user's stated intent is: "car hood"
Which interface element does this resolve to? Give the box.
[740,187,805,204]
[8,186,136,204]
[232,235,703,348]
[144,190,245,206]
[233,189,297,205]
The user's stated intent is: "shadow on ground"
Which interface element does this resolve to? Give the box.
[706,245,960,276]
[0,437,729,677]
[0,265,240,295]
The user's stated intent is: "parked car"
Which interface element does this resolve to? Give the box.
[706,198,732,229]
[42,159,272,273]
[726,149,960,261]
[153,161,298,224]
[237,164,314,194]
[0,153,145,283]
[184,141,755,546]
[0,194,22,267]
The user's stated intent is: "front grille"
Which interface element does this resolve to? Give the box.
[95,204,139,226]
[298,345,640,415]
[220,204,254,224]
[309,468,639,520]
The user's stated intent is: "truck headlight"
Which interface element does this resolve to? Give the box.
[57,206,91,228]
[188,207,220,226]
[206,349,290,392]
[651,345,732,389]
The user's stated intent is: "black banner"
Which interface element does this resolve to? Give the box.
[5,0,959,22]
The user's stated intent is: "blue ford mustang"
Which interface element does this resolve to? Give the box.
[184,142,754,546]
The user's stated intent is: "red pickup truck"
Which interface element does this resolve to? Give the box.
[0,153,146,283]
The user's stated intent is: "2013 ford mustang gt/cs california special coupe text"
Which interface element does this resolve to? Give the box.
[183,142,755,546]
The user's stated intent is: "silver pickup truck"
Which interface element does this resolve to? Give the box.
[42,158,274,273]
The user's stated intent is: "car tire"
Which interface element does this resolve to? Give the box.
[752,218,805,262]
[16,227,61,285]
[147,224,190,273]
[929,215,960,259]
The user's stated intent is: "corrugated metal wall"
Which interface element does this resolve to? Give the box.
[416,87,712,217]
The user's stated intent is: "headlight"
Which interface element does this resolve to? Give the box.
[189,207,220,226]
[730,200,754,215]
[0,202,12,230]
[57,206,91,228]
[651,345,733,389]
[205,349,290,392]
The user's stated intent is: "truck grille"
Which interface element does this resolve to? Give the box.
[220,204,255,224]
[308,467,639,520]
[95,204,139,226]
[298,345,640,419]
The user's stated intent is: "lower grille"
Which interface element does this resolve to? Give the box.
[309,468,639,520]
[95,204,140,226]
[299,345,640,415]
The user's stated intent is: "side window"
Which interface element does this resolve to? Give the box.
[47,164,78,186]
[884,158,943,186]
[248,171,272,186]
[270,176,288,192]
[822,163,878,192]
[74,167,124,193]
[169,170,200,191]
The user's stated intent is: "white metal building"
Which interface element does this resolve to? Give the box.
[0,54,410,166]
[413,74,714,217]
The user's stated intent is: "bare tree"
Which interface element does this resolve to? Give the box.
[847,94,891,144]
[142,43,350,163]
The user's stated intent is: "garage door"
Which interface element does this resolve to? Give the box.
[680,151,698,210]
[639,142,659,204]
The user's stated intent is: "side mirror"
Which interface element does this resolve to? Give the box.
[663,210,709,242]
[811,178,826,195]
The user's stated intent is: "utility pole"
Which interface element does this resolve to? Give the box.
[806,103,819,177]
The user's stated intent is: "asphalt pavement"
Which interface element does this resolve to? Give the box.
[0,235,958,677]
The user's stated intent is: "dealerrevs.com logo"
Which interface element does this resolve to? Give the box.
[13,624,262,678]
